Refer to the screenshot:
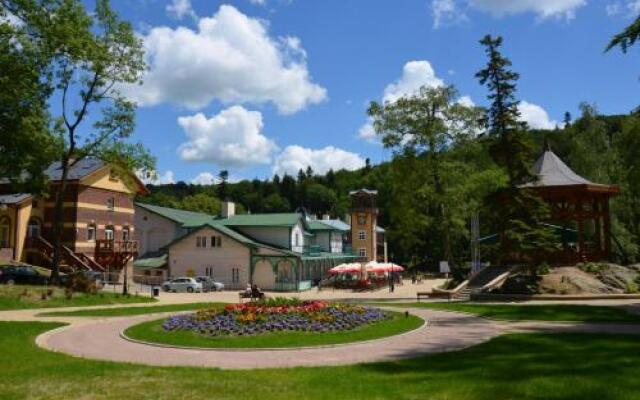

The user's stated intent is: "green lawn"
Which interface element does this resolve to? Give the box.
[39,302,222,317]
[0,285,155,310]
[2,321,640,399]
[124,310,424,348]
[383,302,640,322]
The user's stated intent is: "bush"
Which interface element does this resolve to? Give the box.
[537,262,551,276]
[625,281,639,294]
[65,273,98,294]
[577,262,609,273]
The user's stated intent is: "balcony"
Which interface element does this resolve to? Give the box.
[95,239,139,255]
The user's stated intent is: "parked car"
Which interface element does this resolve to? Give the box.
[0,265,49,285]
[162,277,202,293]
[195,276,225,292]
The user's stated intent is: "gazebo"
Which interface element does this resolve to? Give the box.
[521,144,620,263]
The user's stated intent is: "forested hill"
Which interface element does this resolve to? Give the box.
[139,108,640,267]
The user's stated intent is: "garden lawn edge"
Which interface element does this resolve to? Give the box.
[120,312,427,351]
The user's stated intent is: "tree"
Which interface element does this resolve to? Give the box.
[217,169,229,199]
[0,2,58,193]
[304,184,337,215]
[181,193,221,215]
[3,1,154,282]
[606,14,640,53]
[368,85,483,265]
[476,34,556,263]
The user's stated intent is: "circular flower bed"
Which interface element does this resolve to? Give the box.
[162,300,389,337]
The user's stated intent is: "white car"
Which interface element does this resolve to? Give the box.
[162,277,203,293]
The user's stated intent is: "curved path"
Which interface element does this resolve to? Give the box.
[36,308,502,369]
[4,305,640,370]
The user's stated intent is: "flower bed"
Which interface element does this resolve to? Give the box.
[162,299,390,337]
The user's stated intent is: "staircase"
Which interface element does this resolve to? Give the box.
[468,265,512,289]
[29,236,105,272]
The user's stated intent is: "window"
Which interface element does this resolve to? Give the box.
[105,226,114,240]
[358,230,366,240]
[122,227,130,241]
[196,236,202,248]
[0,217,10,248]
[87,224,96,241]
[205,267,213,277]
[217,236,222,247]
[106,197,115,211]
[232,268,240,284]
[32,200,38,208]
[27,219,41,238]
[357,214,366,226]
[294,233,301,247]
[358,248,366,257]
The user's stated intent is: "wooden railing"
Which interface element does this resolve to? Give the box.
[95,239,139,255]
[27,236,97,272]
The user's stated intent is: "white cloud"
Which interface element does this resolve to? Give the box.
[431,0,586,27]
[432,0,469,28]
[457,95,475,107]
[138,170,176,185]
[518,101,558,130]
[272,146,365,176]
[382,61,444,103]
[607,0,640,16]
[469,0,586,19]
[357,121,378,143]
[191,172,217,185]
[177,105,279,168]
[166,0,197,20]
[249,0,267,5]
[125,5,326,114]
[358,60,445,143]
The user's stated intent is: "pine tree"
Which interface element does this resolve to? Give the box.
[476,34,556,264]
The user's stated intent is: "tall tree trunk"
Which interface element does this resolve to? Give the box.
[50,155,70,283]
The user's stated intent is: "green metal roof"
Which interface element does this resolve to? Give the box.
[307,220,340,232]
[220,213,304,227]
[136,203,217,226]
[133,254,168,269]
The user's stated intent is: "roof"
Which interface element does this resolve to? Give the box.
[307,220,340,232]
[220,213,305,228]
[133,253,168,269]
[136,203,217,226]
[349,188,378,196]
[45,159,105,181]
[0,193,32,205]
[315,219,350,232]
[522,150,617,191]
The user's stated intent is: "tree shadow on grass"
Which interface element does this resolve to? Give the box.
[358,333,640,400]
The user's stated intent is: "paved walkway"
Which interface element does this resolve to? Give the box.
[2,294,640,370]
[35,308,503,369]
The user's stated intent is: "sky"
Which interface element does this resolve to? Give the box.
[100,0,640,185]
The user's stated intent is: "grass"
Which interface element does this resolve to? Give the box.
[124,310,424,348]
[0,285,155,310]
[381,302,640,323]
[2,321,640,399]
[39,302,222,317]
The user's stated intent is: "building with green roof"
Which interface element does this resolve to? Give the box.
[133,202,365,291]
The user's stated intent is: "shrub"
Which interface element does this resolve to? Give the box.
[625,281,639,294]
[577,262,609,273]
[537,262,551,276]
[65,273,98,294]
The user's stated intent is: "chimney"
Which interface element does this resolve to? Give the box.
[322,214,330,220]
[221,201,235,218]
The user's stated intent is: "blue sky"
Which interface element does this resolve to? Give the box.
[104,0,639,184]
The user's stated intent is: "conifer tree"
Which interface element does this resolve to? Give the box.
[476,35,556,263]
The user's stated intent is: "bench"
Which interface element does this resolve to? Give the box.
[238,291,265,302]
[416,291,454,302]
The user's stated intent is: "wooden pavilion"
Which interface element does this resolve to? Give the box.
[522,144,620,264]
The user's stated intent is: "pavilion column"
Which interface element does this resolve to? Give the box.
[575,198,585,262]
[603,198,612,260]
[593,199,602,258]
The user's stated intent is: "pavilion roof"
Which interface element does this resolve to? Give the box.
[521,149,617,192]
